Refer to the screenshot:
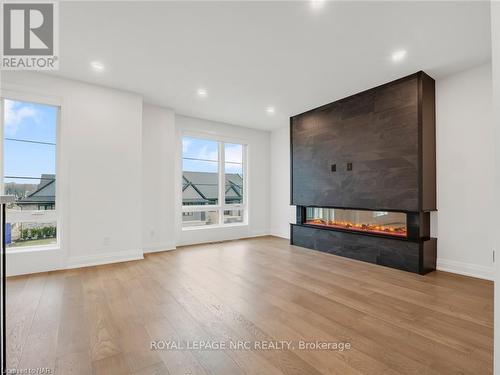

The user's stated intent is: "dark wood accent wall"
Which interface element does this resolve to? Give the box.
[420,73,437,212]
[291,72,436,212]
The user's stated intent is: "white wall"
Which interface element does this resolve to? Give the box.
[270,125,294,239]
[491,1,500,373]
[175,114,270,246]
[0,72,272,275]
[270,63,495,280]
[2,72,144,275]
[435,63,494,280]
[142,104,176,253]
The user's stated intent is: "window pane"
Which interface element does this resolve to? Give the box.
[224,209,244,224]
[182,210,219,228]
[182,159,218,173]
[4,139,56,178]
[225,143,243,205]
[225,173,243,204]
[182,137,218,161]
[224,143,243,163]
[5,221,57,249]
[182,137,219,205]
[3,99,58,249]
[4,99,57,143]
[4,176,56,211]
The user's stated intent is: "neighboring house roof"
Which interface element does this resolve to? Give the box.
[182,172,243,203]
[17,172,239,206]
[18,174,55,205]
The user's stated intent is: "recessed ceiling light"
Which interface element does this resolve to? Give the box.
[197,88,208,98]
[266,106,275,115]
[310,0,325,10]
[391,50,407,62]
[90,61,105,72]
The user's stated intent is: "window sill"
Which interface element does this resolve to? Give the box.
[182,222,248,231]
[6,244,60,254]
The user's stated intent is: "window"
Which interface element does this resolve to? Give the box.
[182,136,246,228]
[1,98,59,249]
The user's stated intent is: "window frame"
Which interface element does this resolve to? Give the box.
[0,92,62,251]
[181,132,248,230]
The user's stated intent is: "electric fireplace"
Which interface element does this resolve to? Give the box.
[296,206,428,243]
[304,207,407,238]
[290,71,437,274]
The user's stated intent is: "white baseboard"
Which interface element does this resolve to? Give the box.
[247,231,271,238]
[437,258,494,281]
[270,224,291,240]
[66,249,144,270]
[10,241,492,283]
[177,232,271,247]
[143,242,177,254]
[270,231,290,240]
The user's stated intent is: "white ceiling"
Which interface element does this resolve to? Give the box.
[52,1,491,130]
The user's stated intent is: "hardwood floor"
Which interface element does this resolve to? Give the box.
[6,236,493,374]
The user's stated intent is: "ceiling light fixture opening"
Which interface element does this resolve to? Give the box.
[310,0,326,10]
[90,61,105,72]
[197,88,208,98]
[391,50,407,62]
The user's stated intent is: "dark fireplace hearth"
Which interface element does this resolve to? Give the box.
[290,71,437,274]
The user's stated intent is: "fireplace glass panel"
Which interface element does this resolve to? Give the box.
[304,207,407,238]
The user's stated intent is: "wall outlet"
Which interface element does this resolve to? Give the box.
[103,236,110,246]
[493,250,495,263]
[150,229,155,238]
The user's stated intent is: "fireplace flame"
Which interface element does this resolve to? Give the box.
[305,219,407,237]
